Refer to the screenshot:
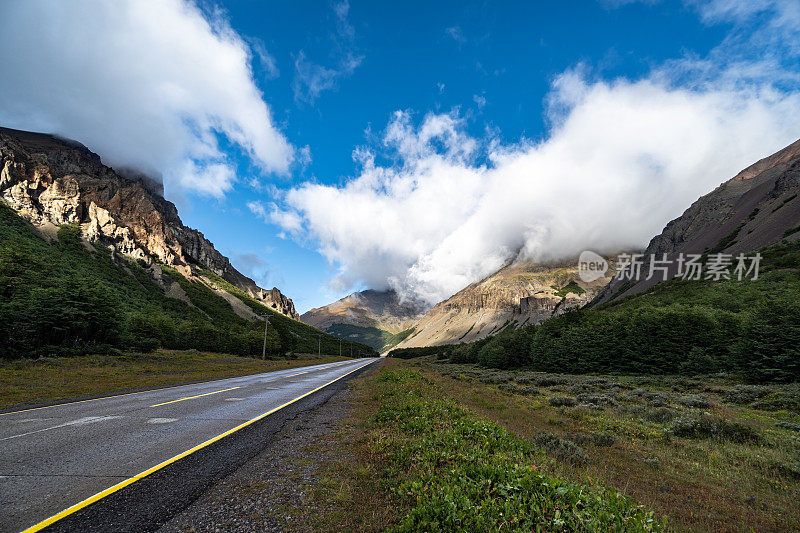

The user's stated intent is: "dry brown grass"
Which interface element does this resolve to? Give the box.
[287,361,400,532]
[0,350,353,410]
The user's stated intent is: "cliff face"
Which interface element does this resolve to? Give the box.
[301,289,427,334]
[595,138,800,304]
[394,255,622,349]
[0,126,298,318]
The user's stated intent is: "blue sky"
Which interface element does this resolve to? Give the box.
[180,0,728,311]
[2,0,799,313]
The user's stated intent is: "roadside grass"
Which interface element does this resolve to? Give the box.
[0,350,352,410]
[294,359,662,532]
[410,358,800,532]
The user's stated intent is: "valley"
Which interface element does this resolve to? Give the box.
[1,2,799,530]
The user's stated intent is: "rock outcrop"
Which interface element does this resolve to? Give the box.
[0,126,298,318]
[394,255,622,349]
[595,137,800,304]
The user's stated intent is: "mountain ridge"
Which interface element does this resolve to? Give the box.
[300,289,427,350]
[0,126,298,318]
[393,254,623,349]
[595,137,800,304]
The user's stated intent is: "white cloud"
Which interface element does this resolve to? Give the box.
[0,0,293,198]
[445,26,467,44]
[273,79,800,305]
[268,1,800,305]
[293,0,362,103]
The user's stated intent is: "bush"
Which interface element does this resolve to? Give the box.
[669,415,761,443]
[725,385,770,405]
[530,432,588,464]
[677,394,712,408]
[548,396,577,407]
[576,393,616,407]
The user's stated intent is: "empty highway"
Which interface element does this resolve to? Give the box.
[0,358,378,532]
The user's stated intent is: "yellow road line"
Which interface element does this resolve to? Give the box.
[0,360,356,416]
[20,358,378,533]
[149,387,241,408]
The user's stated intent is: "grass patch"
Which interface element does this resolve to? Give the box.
[363,362,661,531]
[410,359,800,531]
[554,280,586,298]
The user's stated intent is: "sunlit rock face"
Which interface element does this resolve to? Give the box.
[0,126,298,318]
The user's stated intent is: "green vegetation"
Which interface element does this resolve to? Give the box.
[324,323,416,352]
[554,280,586,298]
[390,240,800,382]
[384,327,415,350]
[772,193,797,213]
[0,202,376,359]
[784,224,800,238]
[708,221,745,254]
[362,366,662,531]
[404,359,800,531]
[326,323,393,352]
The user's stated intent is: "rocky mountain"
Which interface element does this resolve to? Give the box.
[301,289,427,351]
[0,126,298,318]
[595,137,800,304]
[394,255,622,349]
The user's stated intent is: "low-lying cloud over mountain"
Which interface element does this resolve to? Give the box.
[0,0,293,198]
[266,1,800,306]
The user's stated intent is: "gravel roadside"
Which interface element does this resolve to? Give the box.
[157,379,360,532]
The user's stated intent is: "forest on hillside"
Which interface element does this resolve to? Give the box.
[390,240,800,383]
[0,203,376,360]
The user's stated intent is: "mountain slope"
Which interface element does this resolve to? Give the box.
[394,256,621,349]
[0,126,376,359]
[0,126,298,318]
[300,289,426,351]
[596,137,800,304]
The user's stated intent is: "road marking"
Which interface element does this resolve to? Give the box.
[20,358,377,533]
[0,416,123,442]
[149,387,240,408]
[147,418,178,424]
[0,360,355,417]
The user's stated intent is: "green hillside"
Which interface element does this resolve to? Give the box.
[325,322,415,352]
[0,202,376,360]
[389,239,800,383]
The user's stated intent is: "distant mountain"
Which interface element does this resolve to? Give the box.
[393,255,622,349]
[596,137,800,304]
[0,126,298,318]
[301,289,427,351]
[0,126,376,359]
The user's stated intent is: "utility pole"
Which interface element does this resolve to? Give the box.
[339,338,342,358]
[260,314,271,360]
[318,333,321,358]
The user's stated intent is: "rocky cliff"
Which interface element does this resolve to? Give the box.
[595,137,800,304]
[0,126,298,318]
[394,255,622,349]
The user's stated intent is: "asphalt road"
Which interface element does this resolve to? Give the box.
[0,358,378,533]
